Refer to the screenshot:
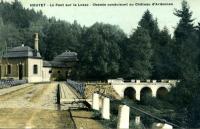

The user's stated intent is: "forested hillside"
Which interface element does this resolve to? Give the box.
[2,0,199,81]
[1,0,200,127]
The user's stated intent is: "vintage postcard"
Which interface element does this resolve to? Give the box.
[0,0,200,128]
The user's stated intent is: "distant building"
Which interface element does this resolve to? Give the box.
[0,33,78,82]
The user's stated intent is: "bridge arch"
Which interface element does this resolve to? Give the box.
[140,87,152,101]
[156,87,168,99]
[124,87,136,100]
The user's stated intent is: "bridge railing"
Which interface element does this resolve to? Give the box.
[108,79,179,85]
[67,79,85,96]
[0,79,27,89]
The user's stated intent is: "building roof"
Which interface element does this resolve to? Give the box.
[43,51,78,68]
[53,51,78,62]
[43,60,52,67]
[3,45,78,68]
[43,61,67,68]
[3,46,41,59]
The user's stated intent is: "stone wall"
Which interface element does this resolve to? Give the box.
[0,58,28,79]
[84,83,121,99]
[109,79,179,101]
[51,67,71,81]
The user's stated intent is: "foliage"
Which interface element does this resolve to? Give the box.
[167,0,200,127]
[42,20,83,60]
[1,0,200,127]
[138,10,160,43]
[126,27,152,79]
[93,98,177,129]
[173,0,199,79]
[78,23,126,80]
[153,28,177,79]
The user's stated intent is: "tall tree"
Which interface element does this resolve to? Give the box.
[173,0,199,79]
[153,27,176,79]
[196,23,200,69]
[168,1,200,127]
[139,10,160,43]
[43,20,83,60]
[127,27,152,79]
[79,23,126,80]
[138,10,162,79]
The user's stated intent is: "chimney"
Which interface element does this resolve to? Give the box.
[34,33,39,51]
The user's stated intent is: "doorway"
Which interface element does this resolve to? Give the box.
[18,64,23,80]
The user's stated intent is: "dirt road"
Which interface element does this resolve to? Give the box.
[0,82,74,129]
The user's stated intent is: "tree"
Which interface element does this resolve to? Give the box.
[79,23,126,80]
[0,22,21,48]
[173,0,199,80]
[138,10,163,79]
[43,20,83,60]
[153,27,176,79]
[196,23,200,69]
[127,27,152,79]
[168,1,200,127]
[139,10,160,43]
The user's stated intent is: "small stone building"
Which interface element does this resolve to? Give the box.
[0,33,78,83]
[43,51,78,81]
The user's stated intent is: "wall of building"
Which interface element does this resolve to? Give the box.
[0,58,28,80]
[0,58,74,82]
[27,58,43,82]
[50,67,71,81]
[42,67,51,82]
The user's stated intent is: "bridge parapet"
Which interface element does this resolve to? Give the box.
[108,79,124,84]
[108,79,178,85]
[108,79,179,100]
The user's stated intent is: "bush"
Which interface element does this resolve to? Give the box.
[92,109,118,129]
[92,110,101,119]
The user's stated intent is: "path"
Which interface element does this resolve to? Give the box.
[0,82,74,128]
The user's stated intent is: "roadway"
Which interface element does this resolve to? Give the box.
[0,82,75,128]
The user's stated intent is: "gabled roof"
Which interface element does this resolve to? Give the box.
[3,46,41,59]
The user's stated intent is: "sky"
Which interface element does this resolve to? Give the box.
[4,0,200,35]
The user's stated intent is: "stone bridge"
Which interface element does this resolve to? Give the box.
[108,79,179,101]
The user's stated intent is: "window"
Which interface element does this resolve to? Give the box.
[7,65,11,74]
[33,65,38,74]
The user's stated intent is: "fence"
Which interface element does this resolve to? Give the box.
[67,79,85,96]
[0,79,27,89]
